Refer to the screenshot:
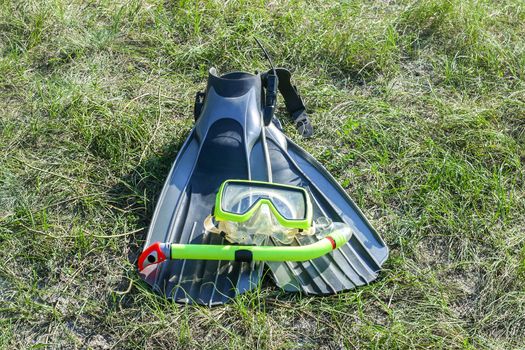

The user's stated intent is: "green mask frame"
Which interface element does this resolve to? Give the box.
[214,180,313,230]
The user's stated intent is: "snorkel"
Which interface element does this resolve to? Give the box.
[138,222,352,271]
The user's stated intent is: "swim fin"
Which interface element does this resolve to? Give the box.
[139,68,388,305]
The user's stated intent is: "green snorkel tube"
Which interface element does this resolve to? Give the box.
[138,224,352,271]
[138,180,353,272]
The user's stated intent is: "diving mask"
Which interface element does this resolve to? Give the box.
[204,180,315,245]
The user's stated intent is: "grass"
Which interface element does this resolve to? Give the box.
[1,0,524,348]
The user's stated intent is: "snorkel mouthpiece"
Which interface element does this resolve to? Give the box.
[137,242,170,272]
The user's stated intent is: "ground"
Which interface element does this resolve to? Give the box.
[1,0,524,349]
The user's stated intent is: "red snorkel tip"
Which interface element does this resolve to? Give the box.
[138,242,168,272]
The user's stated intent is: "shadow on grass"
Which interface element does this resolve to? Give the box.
[106,137,185,296]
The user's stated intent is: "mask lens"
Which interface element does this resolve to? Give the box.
[221,182,307,220]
